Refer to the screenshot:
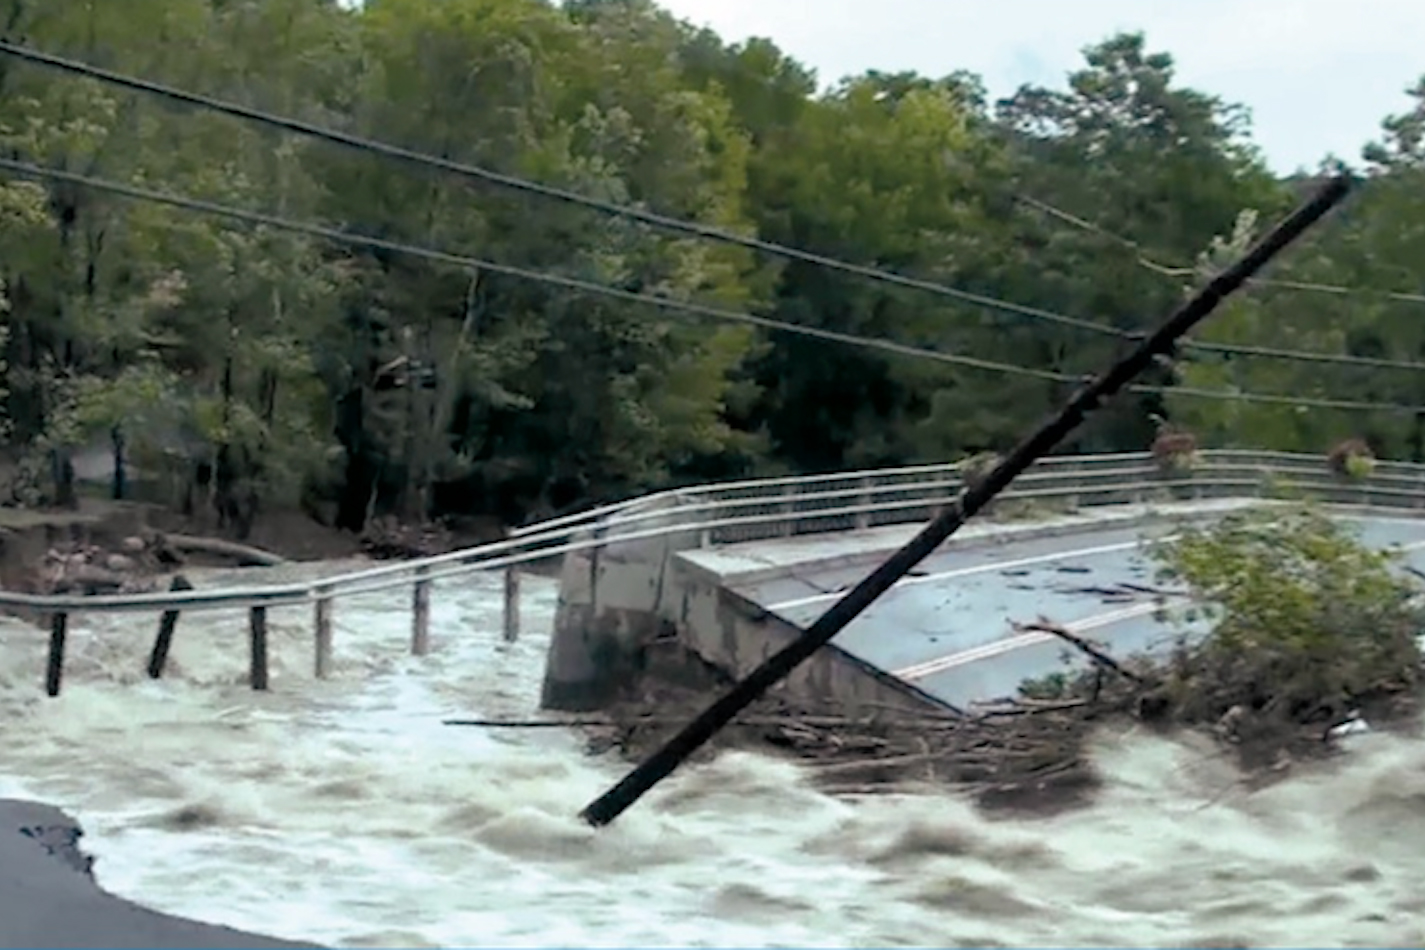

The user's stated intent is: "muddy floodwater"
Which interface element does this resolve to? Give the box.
[2,559,1423,948]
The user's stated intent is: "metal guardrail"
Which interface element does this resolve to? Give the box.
[8,449,1425,694]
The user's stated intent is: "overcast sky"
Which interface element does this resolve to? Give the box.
[655,0,1425,173]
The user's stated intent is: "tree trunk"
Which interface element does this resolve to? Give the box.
[5,283,45,443]
[50,448,76,509]
[110,425,126,500]
[214,356,239,532]
[334,387,373,533]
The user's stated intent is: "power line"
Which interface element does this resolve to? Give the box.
[0,157,1417,417]
[0,158,1060,380]
[1181,339,1425,371]
[8,39,1415,376]
[1015,192,1425,306]
[1015,193,1425,372]
[0,39,1114,339]
[1138,385,1419,413]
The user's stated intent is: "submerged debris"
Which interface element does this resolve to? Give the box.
[575,656,1105,815]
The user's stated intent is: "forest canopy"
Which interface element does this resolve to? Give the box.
[1,0,1423,536]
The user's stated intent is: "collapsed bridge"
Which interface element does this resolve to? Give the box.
[540,450,1425,718]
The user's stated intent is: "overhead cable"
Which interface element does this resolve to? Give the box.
[0,157,1415,415]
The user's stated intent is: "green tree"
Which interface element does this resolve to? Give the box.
[996,33,1290,453]
[1168,78,1425,460]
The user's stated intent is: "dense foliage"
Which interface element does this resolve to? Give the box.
[2,0,1424,537]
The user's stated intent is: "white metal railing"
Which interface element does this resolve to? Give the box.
[8,449,1425,695]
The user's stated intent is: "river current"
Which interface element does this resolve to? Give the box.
[1,558,1423,948]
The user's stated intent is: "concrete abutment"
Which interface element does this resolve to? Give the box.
[539,494,947,716]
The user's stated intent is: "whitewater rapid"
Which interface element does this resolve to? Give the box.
[2,558,1424,948]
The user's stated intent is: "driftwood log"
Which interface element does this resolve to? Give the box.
[161,534,286,567]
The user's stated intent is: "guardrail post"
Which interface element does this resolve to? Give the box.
[314,592,333,679]
[45,611,69,698]
[249,606,269,691]
[854,476,872,531]
[778,485,796,538]
[1065,470,1083,510]
[503,567,521,643]
[412,566,431,656]
[147,575,194,680]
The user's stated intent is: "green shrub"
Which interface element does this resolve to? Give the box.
[1328,438,1376,482]
[1151,505,1422,730]
[1015,505,1424,765]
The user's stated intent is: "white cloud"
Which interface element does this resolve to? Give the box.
[657,0,1425,171]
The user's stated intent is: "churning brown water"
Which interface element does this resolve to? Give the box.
[1,559,1423,948]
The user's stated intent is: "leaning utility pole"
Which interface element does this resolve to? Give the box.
[580,174,1353,828]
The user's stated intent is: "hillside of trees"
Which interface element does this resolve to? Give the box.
[1,0,1423,539]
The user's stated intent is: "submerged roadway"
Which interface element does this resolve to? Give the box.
[721,511,1425,710]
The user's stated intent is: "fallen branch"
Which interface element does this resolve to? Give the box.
[795,698,965,720]
[1065,584,1139,598]
[1005,757,1085,781]
[445,718,614,728]
[816,784,906,797]
[164,533,287,567]
[1013,617,1148,684]
[973,698,1092,717]
[443,713,974,730]
[807,752,945,775]
[1118,581,1189,597]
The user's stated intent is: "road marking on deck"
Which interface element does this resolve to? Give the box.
[892,534,1425,682]
[767,537,1161,612]
[893,601,1163,680]
[767,512,1425,614]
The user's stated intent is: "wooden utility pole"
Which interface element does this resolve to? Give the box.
[579,175,1353,828]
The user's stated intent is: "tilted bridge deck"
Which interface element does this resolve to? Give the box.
[680,506,1425,710]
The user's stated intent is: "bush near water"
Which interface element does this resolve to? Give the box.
[1021,505,1425,772]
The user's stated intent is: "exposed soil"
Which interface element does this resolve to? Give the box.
[0,499,517,624]
[9,498,516,562]
[145,506,368,564]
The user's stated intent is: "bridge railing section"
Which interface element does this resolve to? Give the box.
[3,449,1423,694]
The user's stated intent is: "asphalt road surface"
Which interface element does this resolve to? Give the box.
[729,514,1425,709]
[0,800,321,949]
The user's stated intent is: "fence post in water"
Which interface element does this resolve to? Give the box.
[147,575,194,680]
[412,567,431,656]
[249,605,269,691]
[503,567,520,643]
[45,611,69,698]
[313,592,333,679]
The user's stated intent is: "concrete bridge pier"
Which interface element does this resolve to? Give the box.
[538,492,955,718]
[540,494,701,711]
